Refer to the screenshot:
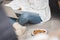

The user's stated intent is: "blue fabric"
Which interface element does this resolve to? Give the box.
[9,18,16,25]
[18,12,42,25]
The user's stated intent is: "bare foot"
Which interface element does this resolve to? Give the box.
[13,22,27,36]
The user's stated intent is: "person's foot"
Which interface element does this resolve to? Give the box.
[15,27,26,36]
[13,22,27,36]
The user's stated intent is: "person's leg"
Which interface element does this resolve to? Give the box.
[18,12,42,25]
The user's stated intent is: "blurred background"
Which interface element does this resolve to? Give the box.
[0,0,60,40]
